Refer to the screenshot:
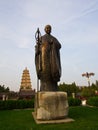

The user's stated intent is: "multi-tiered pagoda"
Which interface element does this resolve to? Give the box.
[20,67,32,90]
[19,67,35,99]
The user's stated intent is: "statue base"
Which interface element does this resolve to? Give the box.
[33,91,74,123]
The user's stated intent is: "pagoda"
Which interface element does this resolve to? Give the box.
[19,67,35,99]
[20,67,32,90]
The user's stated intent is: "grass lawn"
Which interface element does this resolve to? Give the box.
[0,106,98,130]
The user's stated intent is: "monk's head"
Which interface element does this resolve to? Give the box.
[44,25,52,34]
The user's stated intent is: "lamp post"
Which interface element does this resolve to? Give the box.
[82,72,95,87]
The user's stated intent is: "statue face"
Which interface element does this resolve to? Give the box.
[45,25,51,34]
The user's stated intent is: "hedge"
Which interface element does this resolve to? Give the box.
[0,97,82,110]
[68,97,81,106]
[0,99,34,110]
[87,96,98,107]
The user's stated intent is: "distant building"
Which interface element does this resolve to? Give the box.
[19,67,35,99]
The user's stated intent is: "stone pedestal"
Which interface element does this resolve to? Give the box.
[34,91,69,120]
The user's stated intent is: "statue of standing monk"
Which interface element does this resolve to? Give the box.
[35,25,61,91]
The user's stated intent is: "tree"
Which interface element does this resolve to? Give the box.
[0,85,10,92]
[59,82,79,97]
[95,80,98,87]
[81,87,95,98]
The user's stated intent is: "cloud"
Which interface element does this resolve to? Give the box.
[1,0,97,49]
[62,0,98,25]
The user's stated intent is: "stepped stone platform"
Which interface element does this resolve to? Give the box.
[32,112,74,124]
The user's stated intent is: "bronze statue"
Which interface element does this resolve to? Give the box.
[35,25,61,91]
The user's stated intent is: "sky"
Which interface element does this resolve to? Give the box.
[0,0,98,91]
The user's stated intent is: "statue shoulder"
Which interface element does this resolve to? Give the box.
[51,35,61,48]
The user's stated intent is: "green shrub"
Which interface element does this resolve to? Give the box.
[87,96,98,107]
[0,99,34,110]
[68,97,81,106]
